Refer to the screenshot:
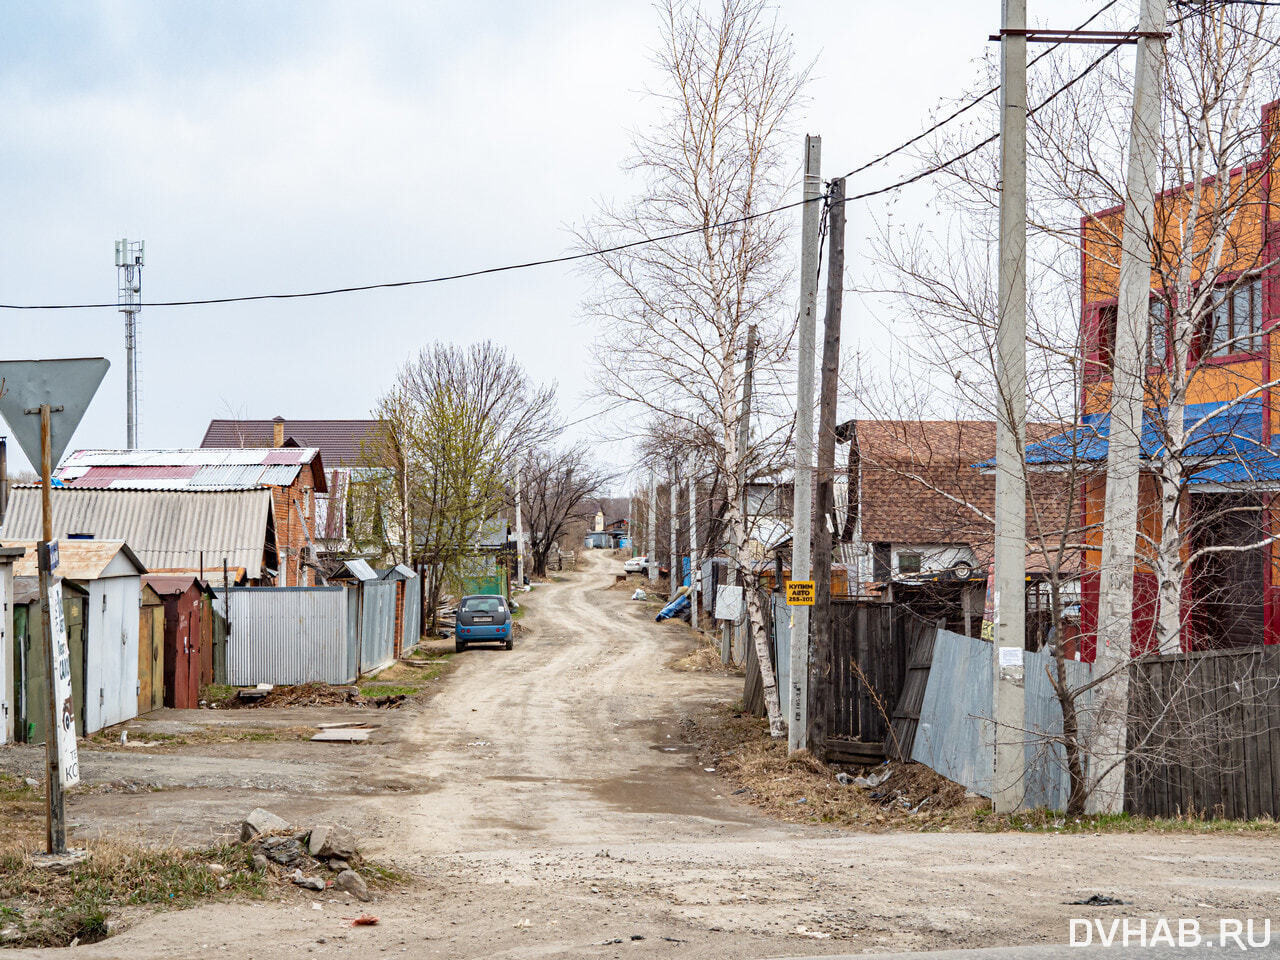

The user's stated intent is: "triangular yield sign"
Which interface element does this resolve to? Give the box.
[0,358,110,468]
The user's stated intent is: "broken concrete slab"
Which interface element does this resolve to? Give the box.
[316,721,377,730]
[239,807,292,842]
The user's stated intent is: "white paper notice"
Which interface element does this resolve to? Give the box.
[48,580,80,787]
[998,646,1024,668]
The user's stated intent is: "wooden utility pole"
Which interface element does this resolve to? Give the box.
[1092,0,1168,814]
[37,404,65,853]
[647,474,658,583]
[810,178,846,756]
[514,470,525,589]
[688,460,699,631]
[789,134,823,754]
[669,464,679,602]
[724,324,758,665]
[993,0,1029,815]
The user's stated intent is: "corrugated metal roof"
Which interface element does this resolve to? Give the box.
[0,486,274,580]
[3,539,145,579]
[57,447,326,493]
[334,558,377,581]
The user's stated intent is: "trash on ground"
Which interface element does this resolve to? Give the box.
[349,915,379,927]
[836,768,892,789]
[632,589,647,600]
[1067,894,1125,906]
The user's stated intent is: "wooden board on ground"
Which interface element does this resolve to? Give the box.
[311,728,372,742]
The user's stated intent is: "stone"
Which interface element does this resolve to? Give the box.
[290,868,326,892]
[240,807,291,843]
[261,837,309,868]
[252,853,269,872]
[307,825,357,861]
[333,869,369,902]
[206,863,226,875]
[328,858,350,872]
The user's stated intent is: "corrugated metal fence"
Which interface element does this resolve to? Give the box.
[359,580,397,675]
[912,629,1092,810]
[216,579,404,686]
[401,576,421,655]
[216,586,355,685]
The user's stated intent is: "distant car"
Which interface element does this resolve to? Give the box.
[455,595,513,652]
[623,556,649,573]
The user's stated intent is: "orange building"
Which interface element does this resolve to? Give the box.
[1059,98,1280,655]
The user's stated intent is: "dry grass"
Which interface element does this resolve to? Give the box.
[0,838,269,947]
[684,704,1280,834]
[669,632,743,675]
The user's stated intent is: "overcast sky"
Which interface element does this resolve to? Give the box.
[2,0,1105,474]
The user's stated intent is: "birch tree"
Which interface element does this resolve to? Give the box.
[581,0,808,736]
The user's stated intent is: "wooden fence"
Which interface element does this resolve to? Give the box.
[1126,644,1280,819]
[744,594,920,763]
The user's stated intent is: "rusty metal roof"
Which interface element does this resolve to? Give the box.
[201,419,387,467]
[0,486,274,580]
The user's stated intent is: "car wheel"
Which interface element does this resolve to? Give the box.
[455,639,467,653]
[505,638,514,650]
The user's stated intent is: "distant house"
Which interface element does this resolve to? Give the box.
[0,487,279,587]
[200,416,388,558]
[55,446,325,586]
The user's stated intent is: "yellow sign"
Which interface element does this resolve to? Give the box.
[786,580,815,606]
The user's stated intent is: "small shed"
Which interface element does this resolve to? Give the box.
[144,575,206,709]
[7,539,147,734]
[12,577,87,744]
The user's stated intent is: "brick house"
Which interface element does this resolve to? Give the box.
[55,446,325,587]
[1037,97,1280,654]
[200,416,387,557]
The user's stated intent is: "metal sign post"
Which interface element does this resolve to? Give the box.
[0,359,108,856]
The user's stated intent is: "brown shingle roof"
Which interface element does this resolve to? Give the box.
[201,419,386,468]
[852,420,1078,574]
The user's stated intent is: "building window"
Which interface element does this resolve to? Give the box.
[1204,277,1263,357]
[1148,298,1170,366]
[898,553,922,575]
[1096,303,1118,371]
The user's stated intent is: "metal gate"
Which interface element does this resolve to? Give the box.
[359,580,397,675]
[400,576,421,655]
[215,586,354,685]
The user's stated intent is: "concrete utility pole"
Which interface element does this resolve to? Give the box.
[648,474,658,583]
[689,460,699,632]
[993,0,1028,815]
[669,464,679,602]
[810,177,846,755]
[724,324,758,665]
[1092,0,1168,815]
[789,134,822,754]
[514,470,525,589]
[36,406,65,852]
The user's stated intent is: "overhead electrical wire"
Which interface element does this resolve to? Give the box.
[0,0,1147,312]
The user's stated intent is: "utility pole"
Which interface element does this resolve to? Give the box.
[115,239,144,449]
[810,178,846,756]
[689,459,699,632]
[992,0,1028,815]
[514,469,525,590]
[789,134,822,754]
[648,474,658,583]
[36,406,65,853]
[1092,0,1168,814]
[669,463,679,602]
[724,324,758,665]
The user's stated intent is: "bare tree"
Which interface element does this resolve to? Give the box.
[518,445,611,578]
[581,0,808,736]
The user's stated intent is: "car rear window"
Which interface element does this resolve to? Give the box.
[461,597,504,613]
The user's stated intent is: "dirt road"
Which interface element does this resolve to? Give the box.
[8,552,1279,959]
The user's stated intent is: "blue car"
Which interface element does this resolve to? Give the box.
[455,594,513,652]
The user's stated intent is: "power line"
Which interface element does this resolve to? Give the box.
[0,197,820,311]
[838,0,1123,181]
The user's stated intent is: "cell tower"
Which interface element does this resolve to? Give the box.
[115,238,144,449]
